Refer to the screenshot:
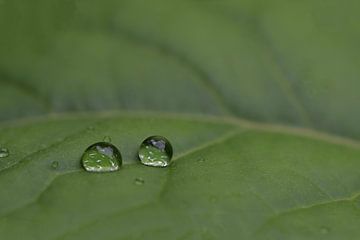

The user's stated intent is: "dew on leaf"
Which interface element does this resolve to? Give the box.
[138,136,173,167]
[134,177,145,185]
[81,142,122,172]
[51,161,59,169]
[0,148,9,158]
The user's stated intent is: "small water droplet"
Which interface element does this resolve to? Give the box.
[51,161,59,169]
[81,142,122,172]
[138,136,173,167]
[0,148,9,158]
[134,177,145,185]
[320,226,330,234]
[197,157,205,163]
[103,136,112,143]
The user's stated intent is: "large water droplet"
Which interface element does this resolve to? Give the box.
[138,136,173,167]
[0,148,9,158]
[81,142,122,172]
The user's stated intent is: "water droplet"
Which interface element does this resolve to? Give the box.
[103,136,112,143]
[0,148,9,158]
[81,142,122,172]
[320,226,330,234]
[134,177,145,185]
[138,136,173,167]
[197,157,206,163]
[51,161,59,169]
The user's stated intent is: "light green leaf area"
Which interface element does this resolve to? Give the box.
[0,113,360,239]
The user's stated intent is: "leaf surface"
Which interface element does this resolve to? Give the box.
[0,113,360,239]
[1,0,360,138]
[1,0,360,239]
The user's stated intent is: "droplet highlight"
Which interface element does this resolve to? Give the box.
[134,177,145,185]
[138,136,173,167]
[0,148,9,158]
[81,142,122,172]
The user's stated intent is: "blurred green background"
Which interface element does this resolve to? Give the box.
[1,0,359,138]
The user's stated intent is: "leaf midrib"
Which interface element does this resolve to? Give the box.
[1,111,358,149]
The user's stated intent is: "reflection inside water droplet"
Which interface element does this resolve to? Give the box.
[138,136,173,167]
[81,142,122,172]
[0,148,9,158]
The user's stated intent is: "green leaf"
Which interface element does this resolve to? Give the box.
[0,113,360,239]
[1,0,360,239]
[1,0,360,138]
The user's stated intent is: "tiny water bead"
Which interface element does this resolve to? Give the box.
[0,148,9,158]
[51,161,59,169]
[138,136,173,167]
[81,142,122,172]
